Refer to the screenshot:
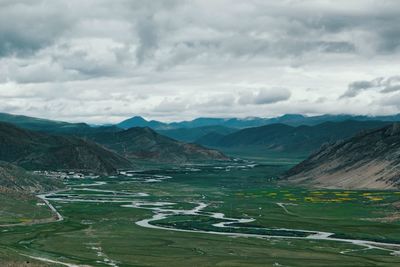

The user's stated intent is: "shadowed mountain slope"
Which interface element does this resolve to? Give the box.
[157,126,237,142]
[197,120,393,153]
[88,127,229,163]
[0,122,132,174]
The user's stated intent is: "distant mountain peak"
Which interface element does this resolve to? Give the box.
[279,114,306,119]
[120,116,148,124]
[117,116,168,130]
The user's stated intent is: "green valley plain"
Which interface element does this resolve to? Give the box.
[2,150,400,266]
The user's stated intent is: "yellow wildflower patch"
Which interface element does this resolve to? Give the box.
[366,196,383,201]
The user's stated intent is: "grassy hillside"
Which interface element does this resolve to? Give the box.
[0,161,64,227]
[0,161,63,193]
[0,112,91,133]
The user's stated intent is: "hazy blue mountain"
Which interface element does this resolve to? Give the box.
[157,126,237,142]
[169,118,234,128]
[117,113,400,130]
[197,120,393,153]
[4,112,400,133]
[117,116,169,130]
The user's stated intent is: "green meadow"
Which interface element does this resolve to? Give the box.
[1,154,400,266]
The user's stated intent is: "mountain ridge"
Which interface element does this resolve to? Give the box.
[87,127,229,163]
[157,125,237,142]
[197,120,393,153]
[0,122,132,174]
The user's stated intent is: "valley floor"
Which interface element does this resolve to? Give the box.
[1,155,400,266]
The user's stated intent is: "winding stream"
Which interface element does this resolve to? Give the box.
[14,167,400,266]
[40,180,400,257]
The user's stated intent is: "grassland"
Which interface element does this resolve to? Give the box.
[1,154,400,266]
[0,192,53,226]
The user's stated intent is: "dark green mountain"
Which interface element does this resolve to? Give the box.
[0,122,132,174]
[0,112,92,133]
[197,121,393,153]
[87,127,229,163]
[0,112,122,135]
[157,126,237,142]
[284,123,400,189]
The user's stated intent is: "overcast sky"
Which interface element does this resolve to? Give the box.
[1,0,400,123]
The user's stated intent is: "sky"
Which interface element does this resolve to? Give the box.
[0,0,400,123]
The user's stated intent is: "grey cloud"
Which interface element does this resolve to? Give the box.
[239,88,291,105]
[0,1,73,57]
[153,97,188,113]
[380,93,400,108]
[0,0,399,83]
[1,1,400,123]
[381,76,400,93]
[136,16,159,64]
[0,1,392,62]
[341,76,400,98]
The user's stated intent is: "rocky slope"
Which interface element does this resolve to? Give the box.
[0,122,132,174]
[88,127,229,163]
[284,123,400,189]
[0,161,63,193]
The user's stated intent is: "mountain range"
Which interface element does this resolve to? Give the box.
[117,114,400,130]
[2,111,400,190]
[284,123,400,189]
[196,120,393,153]
[0,115,230,175]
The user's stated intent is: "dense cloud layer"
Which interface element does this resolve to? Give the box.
[0,0,400,123]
